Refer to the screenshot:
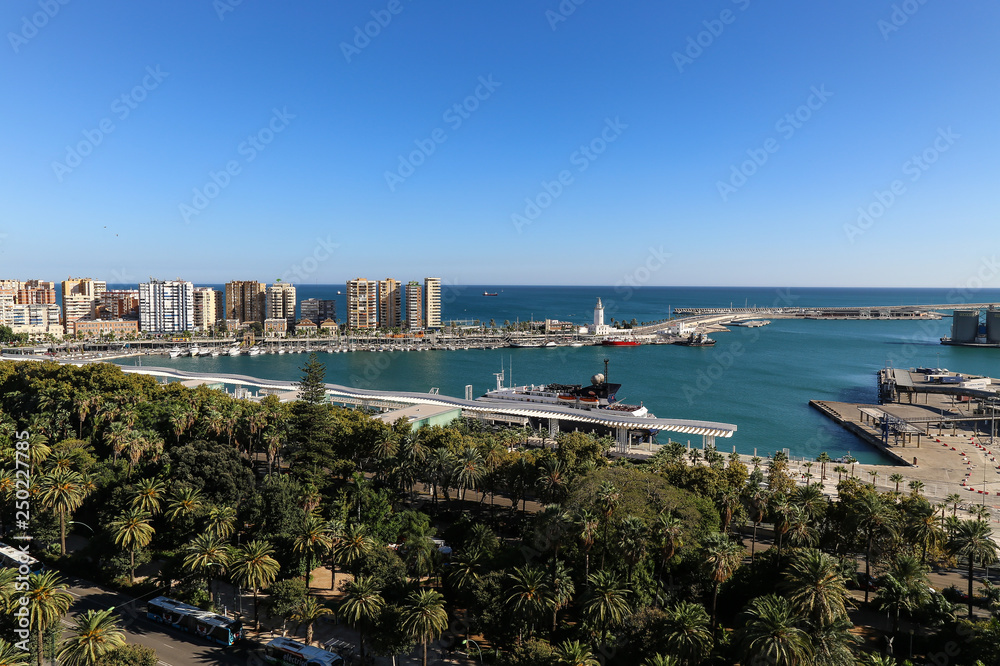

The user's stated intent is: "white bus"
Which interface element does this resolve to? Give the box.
[0,542,43,574]
[263,637,344,666]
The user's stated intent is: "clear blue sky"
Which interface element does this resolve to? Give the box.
[1,1,997,287]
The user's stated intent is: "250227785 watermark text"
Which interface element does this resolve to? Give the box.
[10,430,34,655]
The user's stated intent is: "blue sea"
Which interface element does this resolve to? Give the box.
[113,286,1000,465]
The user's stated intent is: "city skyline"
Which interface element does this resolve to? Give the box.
[1,2,998,288]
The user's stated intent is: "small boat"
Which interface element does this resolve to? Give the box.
[189,345,202,357]
[210,349,221,357]
[168,347,182,359]
[569,342,585,347]
[228,346,242,356]
[248,347,261,356]
[676,333,716,347]
[278,348,286,354]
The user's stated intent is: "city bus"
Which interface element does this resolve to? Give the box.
[263,637,344,665]
[146,596,242,646]
[0,542,44,573]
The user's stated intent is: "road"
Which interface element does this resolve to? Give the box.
[61,576,255,666]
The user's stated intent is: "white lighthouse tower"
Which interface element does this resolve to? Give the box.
[588,297,611,335]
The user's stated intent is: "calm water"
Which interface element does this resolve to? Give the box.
[114,286,1000,464]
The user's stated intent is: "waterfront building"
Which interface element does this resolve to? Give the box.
[61,277,107,329]
[18,280,56,305]
[225,280,265,323]
[71,319,139,338]
[139,279,194,333]
[100,289,140,320]
[266,282,297,324]
[300,299,336,325]
[318,318,338,333]
[296,319,318,335]
[192,287,217,332]
[1,304,61,336]
[424,277,441,328]
[213,290,225,327]
[379,279,402,329]
[405,281,423,330]
[346,278,378,329]
[263,318,288,336]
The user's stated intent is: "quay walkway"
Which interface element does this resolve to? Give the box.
[110,365,737,453]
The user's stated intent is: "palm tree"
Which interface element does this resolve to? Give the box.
[642,656,681,666]
[816,452,831,481]
[506,566,552,639]
[576,509,601,580]
[581,569,631,642]
[182,533,231,601]
[109,508,154,584]
[780,548,851,627]
[0,639,29,666]
[661,601,712,665]
[230,540,280,629]
[702,533,744,631]
[205,505,237,540]
[744,488,768,559]
[851,491,897,604]
[737,594,813,666]
[948,519,1000,618]
[293,511,334,588]
[333,523,374,578]
[833,465,847,484]
[164,486,203,522]
[57,608,126,666]
[908,479,926,497]
[718,488,741,534]
[454,446,485,501]
[617,516,649,582]
[290,595,334,646]
[400,588,449,666]
[946,493,962,518]
[26,571,73,666]
[889,473,904,494]
[904,498,944,565]
[554,640,600,665]
[596,481,620,569]
[338,576,384,662]
[131,477,166,515]
[653,511,685,583]
[876,554,930,635]
[810,616,858,666]
[37,468,89,555]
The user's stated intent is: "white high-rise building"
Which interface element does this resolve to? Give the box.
[423,277,441,328]
[139,279,194,333]
[347,278,378,329]
[405,281,422,330]
[266,283,297,323]
[192,287,217,331]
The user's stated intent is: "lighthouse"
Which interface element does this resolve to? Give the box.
[588,297,611,335]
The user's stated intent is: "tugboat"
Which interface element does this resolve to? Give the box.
[676,332,716,347]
